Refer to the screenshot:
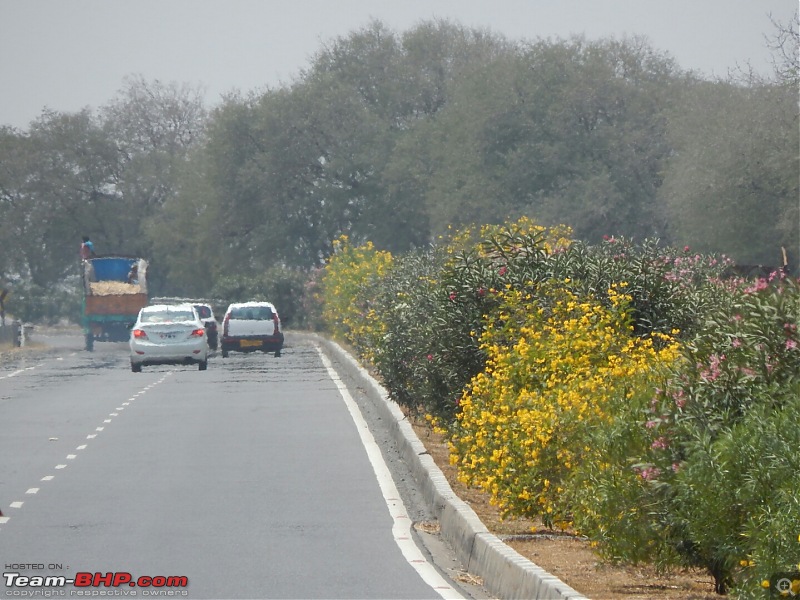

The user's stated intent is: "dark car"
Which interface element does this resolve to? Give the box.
[192,303,218,350]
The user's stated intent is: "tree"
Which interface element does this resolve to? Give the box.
[417,36,681,241]
[659,77,799,266]
[103,76,208,259]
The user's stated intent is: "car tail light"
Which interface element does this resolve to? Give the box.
[272,312,281,334]
[132,329,147,339]
[223,315,230,336]
[190,329,205,337]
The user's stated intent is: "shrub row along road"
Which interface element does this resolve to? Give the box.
[0,330,483,599]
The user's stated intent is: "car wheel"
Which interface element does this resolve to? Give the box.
[198,360,207,371]
[131,363,142,373]
[274,350,281,357]
[85,333,94,352]
[221,349,228,358]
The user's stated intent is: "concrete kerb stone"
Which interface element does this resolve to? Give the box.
[317,336,588,600]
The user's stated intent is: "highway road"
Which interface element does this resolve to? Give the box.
[0,330,484,599]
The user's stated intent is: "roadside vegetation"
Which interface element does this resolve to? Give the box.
[319,219,800,597]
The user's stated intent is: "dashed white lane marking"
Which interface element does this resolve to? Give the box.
[0,373,173,531]
[315,345,463,600]
[0,366,35,380]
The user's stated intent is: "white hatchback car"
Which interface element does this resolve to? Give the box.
[130,304,209,372]
[220,301,284,358]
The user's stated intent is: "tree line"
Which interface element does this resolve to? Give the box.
[0,18,797,322]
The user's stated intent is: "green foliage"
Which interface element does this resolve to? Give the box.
[659,78,799,266]
[2,22,796,317]
[318,218,799,595]
[210,265,311,328]
[571,276,800,595]
[5,279,81,325]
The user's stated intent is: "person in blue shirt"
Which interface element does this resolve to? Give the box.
[79,236,96,260]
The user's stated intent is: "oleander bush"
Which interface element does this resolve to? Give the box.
[568,275,800,595]
[318,218,799,596]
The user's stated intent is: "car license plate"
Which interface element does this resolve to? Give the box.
[240,339,262,348]
[160,333,176,339]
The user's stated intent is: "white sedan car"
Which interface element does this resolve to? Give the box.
[130,304,208,372]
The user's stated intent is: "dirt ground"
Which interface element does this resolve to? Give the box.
[410,419,721,600]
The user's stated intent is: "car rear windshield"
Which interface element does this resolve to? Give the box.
[142,310,196,323]
[229,306,274,320]
[194,305,212,319]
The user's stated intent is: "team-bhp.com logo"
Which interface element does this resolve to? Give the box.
[768,572,800,597]
[4,571,189,595]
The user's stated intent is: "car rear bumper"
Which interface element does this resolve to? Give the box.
[221,333,284,353]
[130,341,208,365]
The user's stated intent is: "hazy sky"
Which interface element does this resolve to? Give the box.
[1,0,796,130]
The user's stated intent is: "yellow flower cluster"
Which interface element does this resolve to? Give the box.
[450,284,680,525]
[320,235,393,360]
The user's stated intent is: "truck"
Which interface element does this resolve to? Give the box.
[81,256,148,351]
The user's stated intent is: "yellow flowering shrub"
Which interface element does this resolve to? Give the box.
[320,235,392,361]
[450,283,680,526]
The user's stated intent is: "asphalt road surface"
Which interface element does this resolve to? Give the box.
[0,330,483,599]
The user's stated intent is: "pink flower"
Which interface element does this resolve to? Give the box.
[498,265,507,276]
[427,354,433,361]
[683,245,690,252]
[636,466,662,481]
[448,291,456,301]
[786,339,798,351]
[651,437,669,450]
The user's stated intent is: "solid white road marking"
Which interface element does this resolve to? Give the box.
[315,345,463,600]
